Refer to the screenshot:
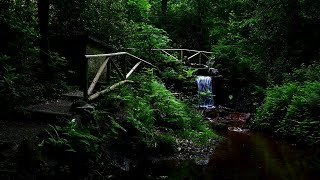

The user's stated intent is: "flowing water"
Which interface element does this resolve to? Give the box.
[133,131,320,180]
[196,76,214,108]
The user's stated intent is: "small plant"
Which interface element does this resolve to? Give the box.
[40,120,98,154]
[183,68,198,78]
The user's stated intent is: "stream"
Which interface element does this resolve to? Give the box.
[125,130,320,180]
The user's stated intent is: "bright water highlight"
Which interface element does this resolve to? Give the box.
[196,76,214,108]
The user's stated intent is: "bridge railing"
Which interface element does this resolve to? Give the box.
[84,52,155,101]
[151,48,213,65]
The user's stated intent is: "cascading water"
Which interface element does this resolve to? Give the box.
[196,76,214,108]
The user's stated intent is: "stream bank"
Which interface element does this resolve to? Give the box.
[111,107,320,180]
[118,127,320,180]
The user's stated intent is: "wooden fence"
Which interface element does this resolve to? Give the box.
[84,52,155,101]
[151,48,213,65]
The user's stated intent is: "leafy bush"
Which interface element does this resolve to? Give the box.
[41,121,98,155]
[251,81,320,146]
[285,64,320,84]
[40,120,99,177]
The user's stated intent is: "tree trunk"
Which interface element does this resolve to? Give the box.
[38,0,49,75]
[161,0,168,27]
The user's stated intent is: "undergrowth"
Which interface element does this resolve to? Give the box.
[95,69,217,149]
[39,69,217,178]
[251,64,320,146]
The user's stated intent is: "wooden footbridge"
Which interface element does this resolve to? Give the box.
[20,48,215,119]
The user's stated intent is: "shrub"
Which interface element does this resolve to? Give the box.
[94,70,217,150]
[251,81,320,146]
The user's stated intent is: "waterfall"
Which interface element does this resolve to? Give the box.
[196,76,214,108]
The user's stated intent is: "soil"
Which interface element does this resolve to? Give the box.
[150,138,219,163]
[0,119,48,178]
[0,120,47,143]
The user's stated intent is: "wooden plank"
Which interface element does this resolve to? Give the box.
[161,50,179,61]
[87,57,110,95]
[88,80,134,101]
[111,59,126,80]
[188,52,200,60]
[126,61,142,79]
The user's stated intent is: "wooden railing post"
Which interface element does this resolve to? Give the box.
[199,52,202,64]
[88,57,110,95]
[83,57,89,102]
[180,50,183,62]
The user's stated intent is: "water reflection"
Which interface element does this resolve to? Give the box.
[145,132,320,180]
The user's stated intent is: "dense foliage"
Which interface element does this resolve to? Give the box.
[95,70,216,147]
[1,1,320,174]
[251,65,320,146]
[39,70,216,177]
[0,1,68,111]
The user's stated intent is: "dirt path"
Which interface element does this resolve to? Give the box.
[0,120,47,143]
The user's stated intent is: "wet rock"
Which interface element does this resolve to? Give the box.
[226,112,251,122]
[228,127,250,133]
[195,158,210,165]
[151,137,218,162]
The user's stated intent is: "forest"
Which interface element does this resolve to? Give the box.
[0,0,320,179]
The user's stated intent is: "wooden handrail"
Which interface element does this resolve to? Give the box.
[84,51,156,101]
[161,50,179,61]
[201,52,209,60]
[85,52,155,67]
[152,48,213,65]
[152,48,213,54]
[126,53,155,67]
[85,52,127,58]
